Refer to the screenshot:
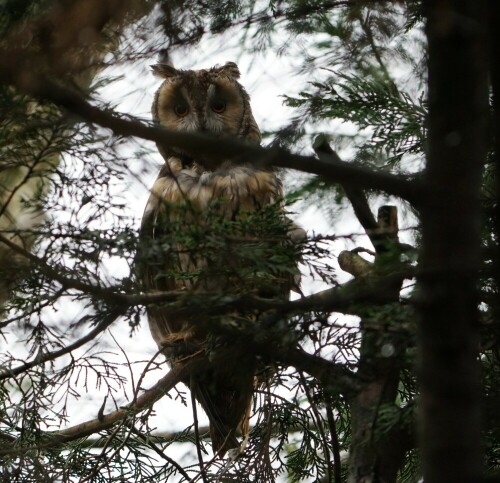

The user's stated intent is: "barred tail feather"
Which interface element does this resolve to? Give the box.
[193,376,253,458]
[209,423,240,458]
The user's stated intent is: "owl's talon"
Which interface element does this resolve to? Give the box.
[159,331,202,357]
[159,331,194,347]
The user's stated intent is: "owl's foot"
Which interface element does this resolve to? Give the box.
[159,330,194,345]
[159,330,202,357]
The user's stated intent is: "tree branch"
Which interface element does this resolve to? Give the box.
[0,308,124,381]
[276,347,361,399]
[0,357,197,456]
[0,64,423,203]
[0,343,361,457]
[0,226,414,319]
[313,137,410,256]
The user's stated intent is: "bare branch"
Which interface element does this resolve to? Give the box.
[313,137,411,255]
[0,345,360,457]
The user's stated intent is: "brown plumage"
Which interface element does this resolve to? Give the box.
[139,62,303,457]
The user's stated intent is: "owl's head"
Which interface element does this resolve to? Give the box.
[151,62,261,166]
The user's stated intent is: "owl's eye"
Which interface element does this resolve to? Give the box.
[211,100,226,114]
[174,103,189,117]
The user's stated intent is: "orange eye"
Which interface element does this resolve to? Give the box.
[211,100,226,113]
[174,103,189,117]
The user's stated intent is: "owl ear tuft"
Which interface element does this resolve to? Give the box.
[151,63,179,79]
[218,62,240,79]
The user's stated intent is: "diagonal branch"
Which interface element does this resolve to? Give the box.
[313,135,378,232]
[0,344,361,456]
[0,308,124,381]
[313,136,410,255]
[0,357,197,456]
[1,226,414,318]
[277,347,362,399]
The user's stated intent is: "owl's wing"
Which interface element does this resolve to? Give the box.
[138,175,176,292]
[138,171,188,347]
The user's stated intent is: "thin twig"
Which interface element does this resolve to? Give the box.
[0,357,201,456]
[79,414,136,483]
[128,425,192,482]
[191,376,208,483]
[0,70,423,203]
[0,228,412,318]
[326,401,343,483]
[0,308,124,380]
[356,11,393,83]
[299,372,333,483]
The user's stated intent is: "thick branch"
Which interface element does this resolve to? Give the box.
[0,344,360,456]
[0,66,423,203]
[0,228,414,319]
[277,347,362,399]
[313,137,408,256]
[341,203,410,482]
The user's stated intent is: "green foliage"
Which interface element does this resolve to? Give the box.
[158,0,250,48]
[286,75,426,165]
[137,199,303,297]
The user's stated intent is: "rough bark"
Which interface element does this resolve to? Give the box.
[344,206,411,483]
[419,1,489,481]
[314,136,414,482]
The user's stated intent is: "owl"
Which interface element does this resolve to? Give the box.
[139,62,303,457]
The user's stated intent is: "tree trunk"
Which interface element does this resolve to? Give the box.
[420,1,489,481]
[488,0,500,340]
[346,207,411,483]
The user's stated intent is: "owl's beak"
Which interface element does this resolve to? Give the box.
[197,121,208,133]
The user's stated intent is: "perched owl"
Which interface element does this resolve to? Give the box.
[139,62,303,457]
